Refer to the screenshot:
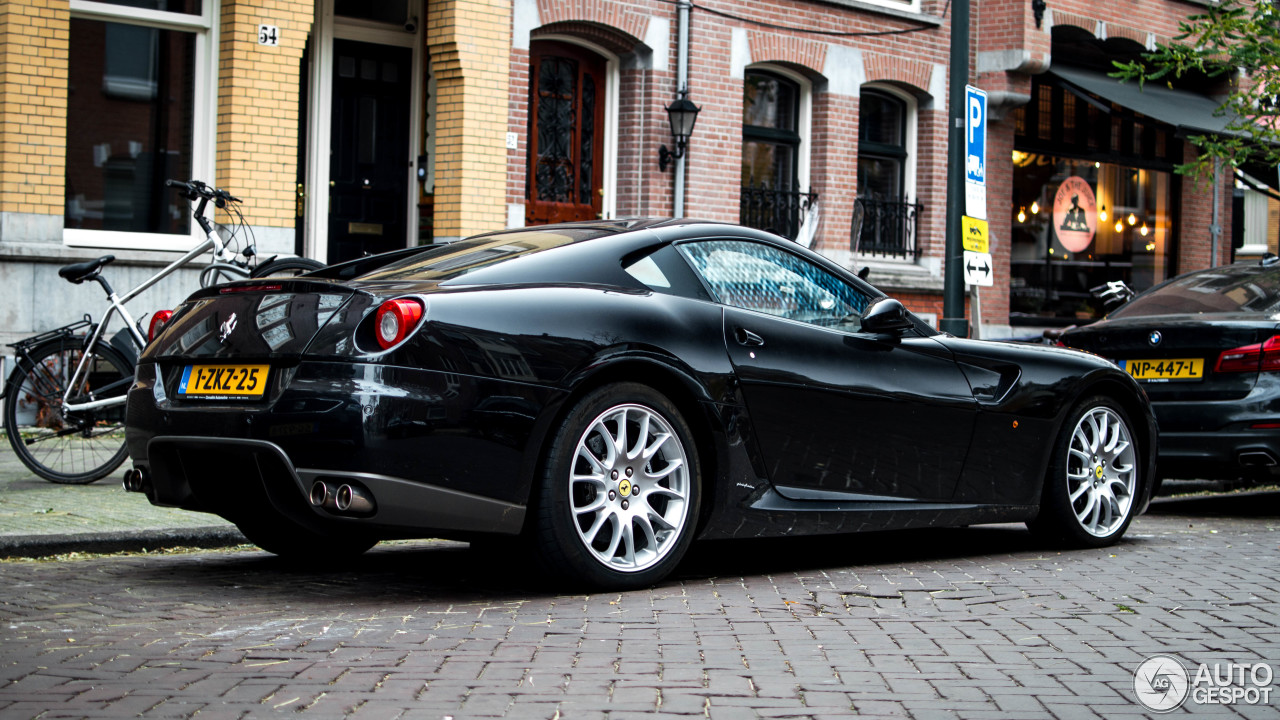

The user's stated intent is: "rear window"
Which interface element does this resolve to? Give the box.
[357,228,617,283]
[1112,265,1280,317]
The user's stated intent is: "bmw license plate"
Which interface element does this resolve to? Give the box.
[1120,358,1203,382]
[178,364,270,399]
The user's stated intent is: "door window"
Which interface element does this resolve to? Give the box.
[526,41,605,225]
[679,240,869,330]
[327,40,411,264]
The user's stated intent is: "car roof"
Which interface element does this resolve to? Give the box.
[344,219,811,290]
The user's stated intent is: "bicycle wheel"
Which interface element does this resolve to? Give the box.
[3,339,132,484]
[252,257,325,279]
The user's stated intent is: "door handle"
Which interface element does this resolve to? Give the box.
[734,327,765,347]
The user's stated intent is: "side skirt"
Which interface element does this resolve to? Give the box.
[696,486,1038,541]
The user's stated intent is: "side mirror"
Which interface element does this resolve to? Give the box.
[860,297,914,334]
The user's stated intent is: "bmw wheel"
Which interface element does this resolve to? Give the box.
[1029,395,1140,547]
[536,383,700,589]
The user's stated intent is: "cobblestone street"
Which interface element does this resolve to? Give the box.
[1,493,1277,719]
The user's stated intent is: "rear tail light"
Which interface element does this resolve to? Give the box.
[1215,335,1280,373]
[148,310,174,342]
[375,298,424,349]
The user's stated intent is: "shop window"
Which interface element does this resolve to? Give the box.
[1009,71,1182,325]
[64,1,213,249]
[854,87,919,260]
[740,68,813,241]
[1009,154,1173,324]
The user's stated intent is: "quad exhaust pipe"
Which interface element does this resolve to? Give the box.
[122,467,149,493]
[309,480,375,516]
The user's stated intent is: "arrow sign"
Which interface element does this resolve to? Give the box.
[963,250,993,287]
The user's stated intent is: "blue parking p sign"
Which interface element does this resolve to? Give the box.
[965,85,986,185]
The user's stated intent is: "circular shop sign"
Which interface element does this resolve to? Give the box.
[1053,176,1098,253]
[1132,654,1190,713]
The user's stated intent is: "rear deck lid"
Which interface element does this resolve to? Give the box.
[144,281,360,361]
[1064,315,1278,401]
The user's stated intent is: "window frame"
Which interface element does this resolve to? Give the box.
[857,84,917,208]
[64,0,218,252]
[742,66,811,196]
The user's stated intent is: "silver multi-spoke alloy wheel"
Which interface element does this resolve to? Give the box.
[1064,405,1136,537]
[569,402,692,573]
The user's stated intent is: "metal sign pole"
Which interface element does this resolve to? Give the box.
[941,0,970,337]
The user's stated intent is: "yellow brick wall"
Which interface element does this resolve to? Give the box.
[0,0,68,216]
[428,0,510,239]
[216,0,313,228]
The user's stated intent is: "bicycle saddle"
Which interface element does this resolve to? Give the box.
[59,255,115,284]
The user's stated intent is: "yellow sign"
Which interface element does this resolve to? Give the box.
[962,216,989,253]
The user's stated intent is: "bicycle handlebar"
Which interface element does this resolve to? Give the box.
[165,179,241,206]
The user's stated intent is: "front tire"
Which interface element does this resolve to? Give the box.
[1028,395,1140,547]
[535,383,701,589]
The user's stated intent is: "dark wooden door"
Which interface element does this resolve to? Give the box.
[328,40,411,264]
[526,41,605,225]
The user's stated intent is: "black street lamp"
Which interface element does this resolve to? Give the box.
[659,95,701,172]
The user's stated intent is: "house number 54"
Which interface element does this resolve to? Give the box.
[258,24,280,46]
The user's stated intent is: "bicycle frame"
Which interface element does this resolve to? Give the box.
[57,197,241,415]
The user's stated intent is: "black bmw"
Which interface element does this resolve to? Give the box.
[125,220,1156,588]
[1060,257,1280,489]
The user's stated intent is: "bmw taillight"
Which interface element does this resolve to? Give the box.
[1215,335,1280,373]
[375,298,424,349]
[148,310,174,343]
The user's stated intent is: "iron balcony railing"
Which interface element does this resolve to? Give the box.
[852,197,922,261]
[739,186,819,241]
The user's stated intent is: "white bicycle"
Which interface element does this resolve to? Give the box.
[2,180,324,483]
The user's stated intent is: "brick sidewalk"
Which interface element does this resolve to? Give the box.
[1,493,1276,718]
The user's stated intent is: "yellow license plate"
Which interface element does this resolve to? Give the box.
[1122,358,1203,381]
[178,364,269,398]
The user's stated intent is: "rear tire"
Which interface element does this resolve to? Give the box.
[535,383,701,589]
[251,257,325,279]
[3,339,131,484]
[1028,395,1140,547]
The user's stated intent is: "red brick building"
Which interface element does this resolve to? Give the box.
[502,0,1249,336]
[0,0,1255,348]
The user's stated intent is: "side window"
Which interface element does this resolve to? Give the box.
[679,240,869,331]
[621,244,714,301]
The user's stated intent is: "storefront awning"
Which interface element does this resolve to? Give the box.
[1049,65,1244,138]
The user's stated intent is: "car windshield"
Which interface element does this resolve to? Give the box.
[1112,265,1280,317]
[357,227,620,282]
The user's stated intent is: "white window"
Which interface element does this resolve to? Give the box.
[854,84,919,261]
[64,0,216,251]
[739,65,812,241]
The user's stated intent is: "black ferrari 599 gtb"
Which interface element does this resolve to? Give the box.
[124,220,1156,588]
